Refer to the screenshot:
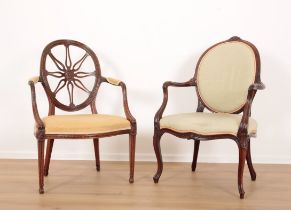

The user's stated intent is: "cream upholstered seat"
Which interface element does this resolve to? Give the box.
[160,112,257,136]
[42,114,131,135]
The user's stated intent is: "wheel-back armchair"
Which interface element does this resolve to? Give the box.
[28,40,136,194]
[153,36,265,199]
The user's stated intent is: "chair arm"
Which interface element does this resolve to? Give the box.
[28,76,44,129]
[238,81,265,138]
[101,77,136,130]
[154,79,196,128]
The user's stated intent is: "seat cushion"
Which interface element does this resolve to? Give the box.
[42,114,131,135]
[160,112,257,136]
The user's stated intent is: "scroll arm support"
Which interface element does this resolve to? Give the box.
[28,76,45,138]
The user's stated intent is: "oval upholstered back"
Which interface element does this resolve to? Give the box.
[196,40,258,113]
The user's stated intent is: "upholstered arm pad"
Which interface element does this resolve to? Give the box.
[28,76,40,85]
[28,76,44,132]
[154,79,196,127]
[101,77,136,129]
[106,77,121,86]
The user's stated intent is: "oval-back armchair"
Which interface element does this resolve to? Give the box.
[153,36,265,199]
[29,40,136,194]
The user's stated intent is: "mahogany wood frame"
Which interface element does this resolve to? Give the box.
[29,40,136,194]
[152,36,265,199]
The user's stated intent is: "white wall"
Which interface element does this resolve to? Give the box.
[0,0,291,163]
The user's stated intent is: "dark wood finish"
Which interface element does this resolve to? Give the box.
[129,134,136,183]
[37,140,45,194]
[93,138,100,171]
[44,139,54,176]
[29,40,137,193]
[191,140,200,172]
[246,140,256,181]
[153,36,265,199]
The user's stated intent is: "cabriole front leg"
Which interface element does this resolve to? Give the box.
[237,137,248,199]
[153,131,163,183]
[246,140,256,181]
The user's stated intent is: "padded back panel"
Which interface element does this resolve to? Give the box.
[196,41,256,113]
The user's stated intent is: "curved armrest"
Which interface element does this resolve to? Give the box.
[238,81,265,137]
[28,76,44,129]
[154,79,196,127]
[101,77,136,130]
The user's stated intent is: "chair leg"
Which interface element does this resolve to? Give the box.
[93,138,100,171]
[192,140,200,172]
[153,132,163,183]
[238,142,248,199]
[246,141,256,181]
[38,139,45,194]
[44,139,54,176]
[129,134,136,183]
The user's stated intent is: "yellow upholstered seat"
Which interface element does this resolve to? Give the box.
[160,112,257,136]
[42,114,131,135]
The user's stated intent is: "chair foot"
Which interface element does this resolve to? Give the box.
[129,134,136,184]
[153,174,160,183]
[251,173,256,181]
[237,142,247,200]
[38,140,45,195]
[153,132,163,183]
[129,177,134,183]
[247,141,257,181]
[44,170,49,176]
[39,187,44,194]
[96,165,100,172]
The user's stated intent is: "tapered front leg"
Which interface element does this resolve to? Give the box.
[93,138,100,171]
[246,140,256,181]
[38,139,45,194]
[192,140,200,172]
[44,139,54,176]
[153,131,163,183]
[238,139,248,199]
[129,134,136,183]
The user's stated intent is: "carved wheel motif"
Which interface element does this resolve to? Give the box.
[40,40,101,111]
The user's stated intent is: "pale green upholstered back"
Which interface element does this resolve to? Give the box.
[196,41,256,113]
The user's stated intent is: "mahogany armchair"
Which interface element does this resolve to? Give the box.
[28,40,136,194]
[153,37,265,199]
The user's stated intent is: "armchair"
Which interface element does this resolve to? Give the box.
[153,36,265,199]
[29,40,136,194]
